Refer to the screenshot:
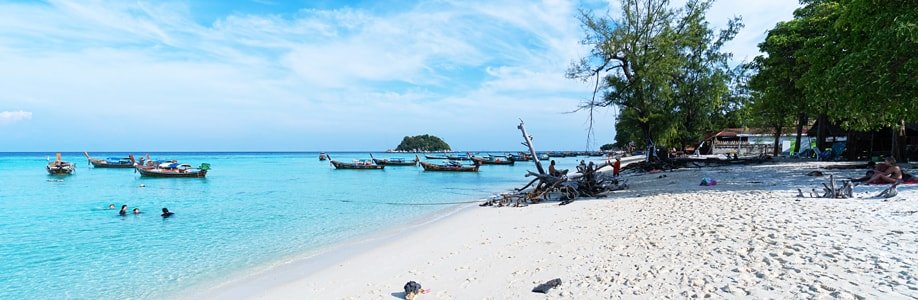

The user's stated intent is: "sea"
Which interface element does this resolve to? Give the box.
[0,152,598,299]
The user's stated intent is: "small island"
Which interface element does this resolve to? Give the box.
[395,134,451,152]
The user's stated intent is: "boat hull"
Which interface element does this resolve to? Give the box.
[372,159,417,166]
[471,158,515,165]
[136,167,207,178]
[420,162,479,172]
[330,161,384,170]
[89,160,134,168]
[46,166,74,175]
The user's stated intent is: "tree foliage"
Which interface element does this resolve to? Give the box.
[394,134,451,152]
[568,0,742,156]
[750,0,917,158]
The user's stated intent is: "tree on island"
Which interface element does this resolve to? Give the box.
[600,144,616,151]
[395,135,451,152]
[567,0,742,160]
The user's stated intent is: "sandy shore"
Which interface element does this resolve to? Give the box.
[203,161,917,299]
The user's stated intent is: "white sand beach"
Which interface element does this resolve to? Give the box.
[205,161,917,299]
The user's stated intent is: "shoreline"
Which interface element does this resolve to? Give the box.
[184,157,636,299]
[204,161,916,299]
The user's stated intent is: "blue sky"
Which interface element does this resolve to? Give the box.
[0,0,799,151]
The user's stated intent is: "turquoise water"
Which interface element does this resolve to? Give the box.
[0,152,599,299]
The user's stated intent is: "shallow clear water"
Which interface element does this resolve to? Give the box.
[0,152,599,299]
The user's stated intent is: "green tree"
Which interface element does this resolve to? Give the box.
[395,135,451,152]
[600,143,616,151]
[801,0,917,159]
[568,0,742,159]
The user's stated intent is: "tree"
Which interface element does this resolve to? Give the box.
[394,135,451,152]
[568,0,742,160]
[800,0,917,159]
[600,143,616,151]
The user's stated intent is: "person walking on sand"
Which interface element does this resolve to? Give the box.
[867,157,903,184]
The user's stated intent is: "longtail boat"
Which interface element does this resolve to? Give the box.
[319,152,328,161]
[46,153,75,175]
[471,155,515,165]
[328,155,384,170]
[370,154,418,166]
[424,155,448,160]
[508,153,532,161]
[84,152,134,168]
[130,155,209,178]
[420,161,480,172]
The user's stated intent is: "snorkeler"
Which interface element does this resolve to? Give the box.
[161,208,174,218]
[119,205,128,216]
[132,208,141,215]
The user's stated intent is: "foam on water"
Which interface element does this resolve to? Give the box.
[0,152,597,299]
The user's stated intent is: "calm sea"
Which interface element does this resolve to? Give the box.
[0,152,598,299]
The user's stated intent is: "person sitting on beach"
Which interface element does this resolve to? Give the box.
[851,161,890,182]
[549,160,561,176]
[866,157,903,184]
[119,205,128,216]
[132,208,141,215]
[161,208,174,218]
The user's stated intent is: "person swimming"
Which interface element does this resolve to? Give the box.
[132,208,141,215]
[161,208,174,218]
[108,204,116,209]
[119,205,128,216]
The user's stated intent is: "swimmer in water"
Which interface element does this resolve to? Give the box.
[108,204,116,209]
[161,208,174,218]
[119,205,128,216]
[132,208,141,215]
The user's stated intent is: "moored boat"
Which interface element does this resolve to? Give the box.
[83,152,134,168]
[329,155,384,169]
[319,152,328,161]
[471,155,515,165]
[420,161,480,172]
[370,154,418,166]
[424,155,448,160]
[130,155,209,178]
[46,153,75,175]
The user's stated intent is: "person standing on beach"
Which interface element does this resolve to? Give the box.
[613,157,621,177]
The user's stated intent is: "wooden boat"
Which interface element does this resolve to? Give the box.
[370,154,418,166]
[319,152,328,161]
[328,155,384,169]
[130,155,209,177]
[425,155,448,160]
[471,156,515,165]
[508,153,532,161]
[83,152,134,168]
[420,161,480,172]
[46,153,75,175]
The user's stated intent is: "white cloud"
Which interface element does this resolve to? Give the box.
[0,0,801,151]
[0,111,32,124]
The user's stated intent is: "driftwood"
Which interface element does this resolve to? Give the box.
[480,120,627,207]
[798,175,854,199]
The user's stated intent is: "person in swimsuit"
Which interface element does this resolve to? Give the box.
[118,205,128,216]
[867,157,903,184]
[161,208,174,218]
[132,208,141,215]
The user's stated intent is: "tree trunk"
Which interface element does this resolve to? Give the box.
[640,121,655,161]
[794,113,807,154]
[892,120,905,161]
[816,114,828,151]
[773,126,783,157]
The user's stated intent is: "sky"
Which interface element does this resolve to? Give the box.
[0,0,800,151]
